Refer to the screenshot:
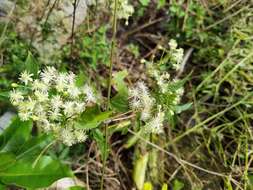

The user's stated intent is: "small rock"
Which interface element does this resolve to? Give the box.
[0,111,15,132]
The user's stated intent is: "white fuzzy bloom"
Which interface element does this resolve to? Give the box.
[74,129,87,143]
[49,109,62,121]
[55,73,67,92]
[169,39,178,49]
[168,39,184,70]
[63,101,75,117]
[34,90,48,102]
[9,90,23,105]
[111,0,134,25]
[137,81,149,94]
[75,102,86,114]
[156,72,171,93]
[129,81,154,120]
[19,71,33,85]
[174,48,184,65]
[129,87,139,98]
[145,110,165,134]
[40,66,57,85]
[68,85,81,98]
[130,98,142,110]
[176,87,184,97]
[51,95,63,110]
[83,85,96,103]
[33,104,46,119]
[19,99,36,112]
[19,112,31,121]
[39,119,52,133]
[32,79,48,92]
[66,72,75,85]
[141,108,151,121]
[60,128,75,146]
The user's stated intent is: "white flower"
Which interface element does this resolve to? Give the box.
[51,95,63,110]
[60,128,75,146]
[130,98,142,110]
[34,90,48,102]
[9,90,23,105]
[75,102,85,114]
[32,79,48,92]
[169,39,178,49]
[141,109,151,121]
[19,112,31,121]
[174,48,184,64]
[55,73,67,92]
[38,119,52,132]
[145,110,165,134]
[67,85,81,98]
[18,99,36,112]
[74,129,87,143]
[157,72,170,93]
[66,72,75,85]
[40,66,57,85]
[49,109,61,121]
[129,87,139,98]
[111,0,134,25]
[83,85,96,103]
[137,81,148,94]
[63,101,75,117]
[19,71,33,85]
[176,87,184,97]
[33,104,46,118]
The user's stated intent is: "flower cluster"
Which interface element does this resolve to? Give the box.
[10,67,98,146]
[129,82,164,133]
[128,40,186,133]
[111,0,134,25]
[168,39,184,70]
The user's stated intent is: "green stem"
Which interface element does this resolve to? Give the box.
[100,1,118,189]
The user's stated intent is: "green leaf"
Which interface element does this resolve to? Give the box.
[15,135,53,159]
[133,153,149,190]
[161,184,168,190]
[174,103,192,114]
[248,174,253,189]
[108,120,130,135]
[0,117,32,153]
[0,153,16,170]
[111,93,129,112]
[75,107,112,130]
[143,182,152,190]
[92,129,109,161]
[224,177,233,190]
[111,70,129,112]
[173,179,184,190]
[124,130,143,149]
[0,183,6,190]
[139,0,150,6]
[157,0,166,9]
[112,70,128,94]
[0,92,9,101]
[0,156,73,188]
[24,52,39,77]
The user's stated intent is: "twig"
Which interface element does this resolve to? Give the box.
[100,0,118,189]
[70,0,78,56]
[122,17,165,38]
[176,47,194,78]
